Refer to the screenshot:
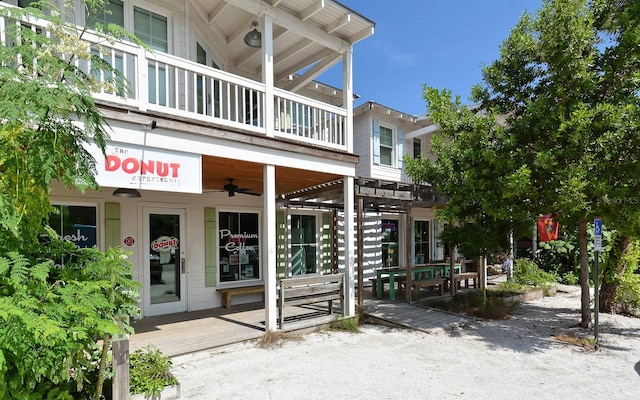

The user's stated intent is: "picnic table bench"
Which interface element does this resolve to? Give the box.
[453,272,479,290]
[278,273,344,329]
[369,275,406,295]
[410,278,448,300]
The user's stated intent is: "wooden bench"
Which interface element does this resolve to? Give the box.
[410,278,447,300]
[217,285,265,309]
[369,275,406,295]
[453,272,479,290]
[278,273,344,329]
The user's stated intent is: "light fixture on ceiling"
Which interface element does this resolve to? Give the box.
[243,21,261,48]
[112,188,141,198]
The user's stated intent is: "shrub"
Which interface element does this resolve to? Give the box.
[129,346,179,397]
[614,268,640,317]
[562,271,579,285]
[513,258,557,287]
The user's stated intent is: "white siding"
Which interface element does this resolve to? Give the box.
[353,111,372,177]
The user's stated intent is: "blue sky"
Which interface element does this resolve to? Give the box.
[323,0,543,116]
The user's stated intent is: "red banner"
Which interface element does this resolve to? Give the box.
[538,214,559,242]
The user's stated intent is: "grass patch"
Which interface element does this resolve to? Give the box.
[329,317,361,332]
[255,331,303,349]
[554,331,596,350]
[423,291,519,320]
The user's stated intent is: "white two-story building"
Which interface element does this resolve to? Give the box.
[352,101,450,284]
[2,0,376,330]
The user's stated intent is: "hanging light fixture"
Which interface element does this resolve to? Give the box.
[243,21,261,48]
[112,188,141,198]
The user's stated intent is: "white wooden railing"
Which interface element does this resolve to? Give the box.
[0,4,348,151]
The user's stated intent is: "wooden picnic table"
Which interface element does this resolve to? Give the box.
[376,264,463,300]
[425,263,462,278]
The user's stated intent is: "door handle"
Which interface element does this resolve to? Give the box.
[181,258,186,274]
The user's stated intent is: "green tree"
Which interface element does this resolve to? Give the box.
[0,1,139,397]
[407,0,640,328]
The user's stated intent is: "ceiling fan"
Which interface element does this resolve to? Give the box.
[222,178,260,197]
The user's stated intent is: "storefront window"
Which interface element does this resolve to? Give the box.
[291,214,317,275]
[381,219,398,267]
[414,220,430,265]
[49,205,97,248]
[219,212,260,282]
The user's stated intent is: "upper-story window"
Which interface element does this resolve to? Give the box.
[134,6,167,52]
[18,0,37,7]
[413,138,422,158]
[82,2,168,53]
[379,125,394,166]
[373,119,404,168]
[87,0,124,28]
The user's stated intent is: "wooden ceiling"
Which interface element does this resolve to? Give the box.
[202,155,343,197]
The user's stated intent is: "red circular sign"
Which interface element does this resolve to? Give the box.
[123,236,135,247]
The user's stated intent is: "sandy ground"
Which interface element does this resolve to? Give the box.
[171,286,640,400]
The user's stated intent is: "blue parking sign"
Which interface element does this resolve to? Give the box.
[594,218,602,237]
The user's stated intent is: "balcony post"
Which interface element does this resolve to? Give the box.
[342,45,353,153]
[137,46,149,112]
[262,14,274,137]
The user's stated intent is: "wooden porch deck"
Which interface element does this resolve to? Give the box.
[130,301,339,357]
[130,302,267,357]
[129,284,480,358]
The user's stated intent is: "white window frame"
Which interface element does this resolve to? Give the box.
[379,124,395,167]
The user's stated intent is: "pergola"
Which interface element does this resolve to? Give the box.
[279,177,449,308]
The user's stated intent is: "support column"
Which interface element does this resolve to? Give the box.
[262,14,274,137]
[342,45,353,153]
[263,164,277,331]
[112,339,129,399]
[479,255,486,290]
[343,176,355,317]
[405,202,413,303]
[356,196,364,310]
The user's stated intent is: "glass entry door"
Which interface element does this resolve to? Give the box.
[143,208,187,316]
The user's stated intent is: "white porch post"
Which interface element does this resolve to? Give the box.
[262,14,274,137]
[343,176,355,317]
[263,164,277,331]
[342,45,353,153]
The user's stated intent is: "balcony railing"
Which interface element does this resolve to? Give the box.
[0,5,348,151]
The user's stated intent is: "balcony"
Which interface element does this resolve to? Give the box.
[91,44,349,151]
[0,0,373,151]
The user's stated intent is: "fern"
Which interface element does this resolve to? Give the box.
[7,252,30,287]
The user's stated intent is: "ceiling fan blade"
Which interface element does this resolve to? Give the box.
[236,189,261,196]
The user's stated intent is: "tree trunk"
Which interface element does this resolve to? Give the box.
[578,217,591,328]
[599,234,631,313]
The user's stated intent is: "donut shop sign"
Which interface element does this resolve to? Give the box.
[87,142,202,193]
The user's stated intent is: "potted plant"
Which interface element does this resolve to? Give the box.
[130,345,180,399]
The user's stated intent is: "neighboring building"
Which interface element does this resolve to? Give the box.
[352,101,450,282]
[2,0,376,331]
